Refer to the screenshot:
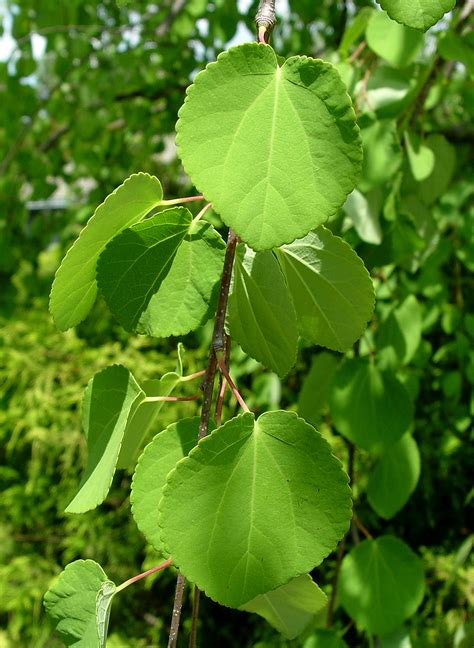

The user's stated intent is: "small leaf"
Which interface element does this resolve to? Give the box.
[339,536,425,635]
[438,31,474,76]
[380,626,412,648]
[298,352,340,427]
[228,246,298,377]
[416,134,456,205]
[359,119,402,192]
[366,11,424,67]
[159,411,352,607]
[44,560,116,648]
[377,295,422,369]
[404,132,435,182]
[376,0,455,31]
[344,189,382,245]
[66,365,145,514]
[138,220,225,337]
[328,359,413,453]
[50,173,163,330]
[176,43,362,250]
[97,207,191,333]
[131,417,202,553]
[116,373,182,470]
[304,629,350,648]
[276,227,375,352]
[367,433,420,519]
[240,575,327,640]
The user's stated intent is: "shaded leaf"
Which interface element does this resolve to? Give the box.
[377,295,422,369]
[304,629,350,648]
[177,43,362,250]
[404,131,435,182]
[344,189,382,245]
[159,411,352,607]
[50,173,163,330]
[298,352,340,427]
[359,120,402,192]
[366,11,424,67]
[228,246,298,377]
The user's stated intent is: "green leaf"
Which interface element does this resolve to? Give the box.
[328,359,413,453]
[228,246,298,377]
[138,220,226,337]
[131,417,201,553]
[339,536,425,635]
[416,134,456,205]
[366,11,424,67]
[377,0,455,31]
[96,207,191,333]
[438,31,474,76]
[344,190,382,245]
[339,8,374,58]
[66,365,145,514]
[380,626,412,648]
[116,373,182,470]
[159,411,352,607]
[304,629,349,648]
[276,227,375,352]
[367,434,420,519]
[404,132,435,182]
[176,43,362,250]
[358,66,417,118]
[359,120,402,192]
[240,575,327,640]
[44,560,116,647]
[50,173,163,331]
[377,295,422,369]
[298,352,340,427]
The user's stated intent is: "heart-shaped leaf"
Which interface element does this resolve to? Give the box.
[159,411,352,607]
[177,43,362,250]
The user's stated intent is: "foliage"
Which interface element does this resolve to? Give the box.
[1,0,473,646]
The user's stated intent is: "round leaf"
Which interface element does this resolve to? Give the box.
[176,43,362,250]
[131,417,201,553]
[367,433,421,519]
[328,359,413,453]
[276,227,375,352]
[376,0,455,31]
[50,173,163,331]
[159,411,352,607]
[43,560,116,648]
[366,11,424,68]
[339,536,425,635]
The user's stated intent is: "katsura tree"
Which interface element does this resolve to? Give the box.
[43,0,470,645]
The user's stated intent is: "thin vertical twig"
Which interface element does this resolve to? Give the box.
[168,574,186,648]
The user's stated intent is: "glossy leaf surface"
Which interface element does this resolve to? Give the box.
[50,174,163,330]
[43,560,115,648]
[66,365,145,513]
[339,536,425,635]
[228,246,298,376]
[131,417,201,553]
[240,575,327,640]
[329,359,413,453]
[97,207,191,333]
[159,411,352,607]
[377,0,455,31]
[277,227,374,352]
[367,434,421,519]
[177,43,362,250]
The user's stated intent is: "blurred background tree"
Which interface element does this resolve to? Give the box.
[0,0,472,646]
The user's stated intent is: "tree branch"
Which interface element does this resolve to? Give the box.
[255,0,276,42]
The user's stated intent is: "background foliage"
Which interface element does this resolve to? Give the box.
[0,0,473,645]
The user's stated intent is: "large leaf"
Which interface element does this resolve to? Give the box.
[276,227,374,352]
[176,43,362,250]
[376,0,455,31]
[339,536,425,635]
[66,365,145,514]
[50,173,163,331]
[328,359,413,453]
[240,575,327,640]
[377,295,422,369]
[159,411,352,607]
[131,417,202,553]
[228,246,298,377]
[138,220,225,337]
[96,207,191,333]
[367,433,421,519]
[366,11,424,67]
[44,560,116,648]
[116,373,182,470]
